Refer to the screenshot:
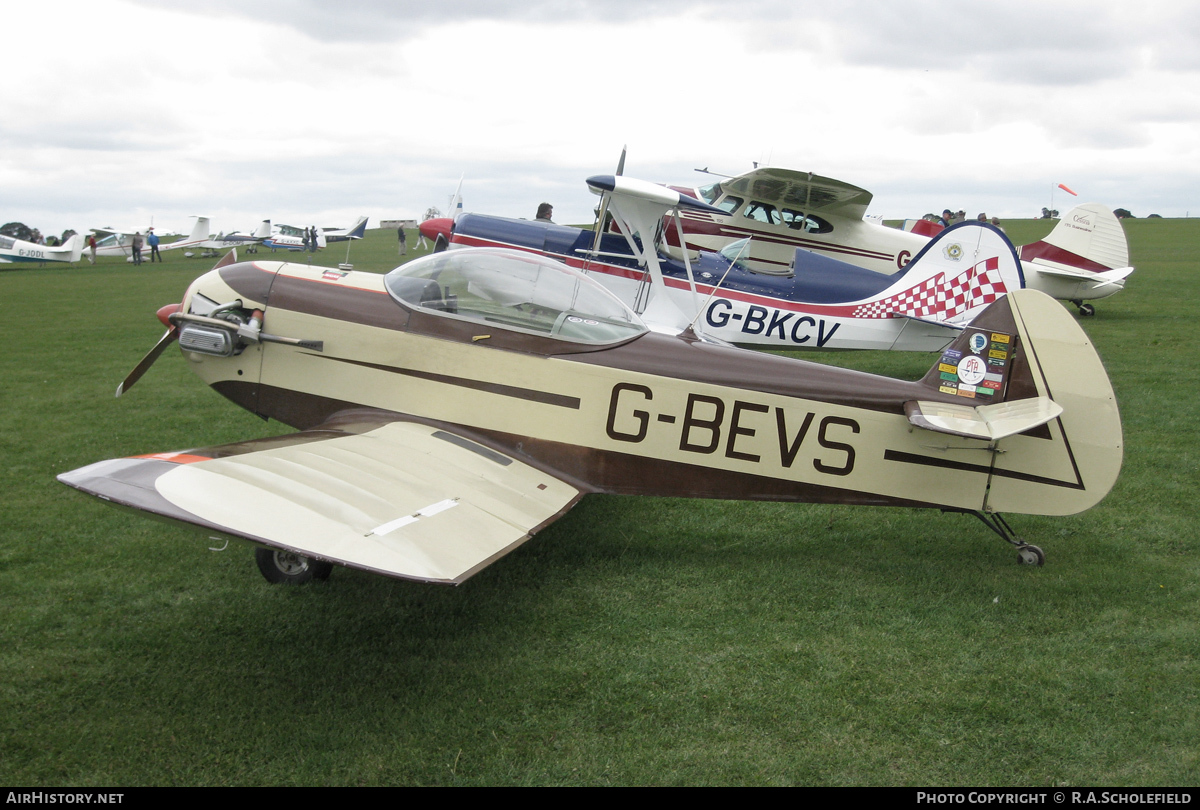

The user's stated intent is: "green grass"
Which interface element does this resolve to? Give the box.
[1,221,1197,785]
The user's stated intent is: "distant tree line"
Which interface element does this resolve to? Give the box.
[1,222,77,245]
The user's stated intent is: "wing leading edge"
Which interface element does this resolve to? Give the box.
[58,415,583,584]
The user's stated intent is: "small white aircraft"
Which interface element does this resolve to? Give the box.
[0,232,83,265]
[90,228,152,259]
[262,223,327,252]
[94,218,268,260]
[322,216,369,243]
[197,220,273,256]
[665,167,1133,315]
[157,216,214,255]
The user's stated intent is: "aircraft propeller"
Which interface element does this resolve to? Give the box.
[115,249,238,398]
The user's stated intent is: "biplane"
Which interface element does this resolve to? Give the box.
[432,174,1026,352]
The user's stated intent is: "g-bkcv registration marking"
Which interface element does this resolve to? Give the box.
[706,300,842,347]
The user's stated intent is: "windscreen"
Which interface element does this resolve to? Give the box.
[385,248,647,344]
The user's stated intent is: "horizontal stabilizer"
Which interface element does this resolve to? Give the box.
[890,311,965,331]
[905,397,1064,441]
[1032,263,1134,287]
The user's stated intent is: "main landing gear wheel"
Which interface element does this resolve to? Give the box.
[254,547,333,584]
[1016,544,1045,567]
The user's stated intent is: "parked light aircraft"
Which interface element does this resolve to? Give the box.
[663,167,1133,315]
[0,233,83,265]
[155,217,213,255]
[434,175,1026,352]
[58,246,1122,585]
[263,223,327,251]
[90,228,152,259]
[197,220,273,255]
[322,216,369,243]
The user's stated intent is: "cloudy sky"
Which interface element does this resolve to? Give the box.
[4,0,1197,237]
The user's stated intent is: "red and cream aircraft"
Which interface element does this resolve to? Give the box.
[663,167,1133,315]
[59,246,1122,585]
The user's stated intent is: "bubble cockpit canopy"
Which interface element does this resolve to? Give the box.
[384,248,647,344]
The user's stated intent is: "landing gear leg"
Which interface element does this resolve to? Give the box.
[966,511,1045,567]
[1069,299,1095,316]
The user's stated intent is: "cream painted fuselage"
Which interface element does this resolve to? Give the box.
[181,259,1119,519]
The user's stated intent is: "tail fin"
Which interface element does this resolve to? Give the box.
[315,228,327,249]
[347,216,368,239]
[449,175,464,222]
[842,221,1025,325]
[1018,203,1128,271]
[909,289,1122,516]
[253,219,271,239]
[67,233,84,263]
[186,216,211,244]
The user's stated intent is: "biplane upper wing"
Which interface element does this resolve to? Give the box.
[720,168,874,220]
[58,413,584,585]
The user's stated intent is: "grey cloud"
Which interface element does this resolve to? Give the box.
[124,0,706,42]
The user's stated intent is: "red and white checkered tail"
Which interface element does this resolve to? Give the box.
[852,222,1026,324]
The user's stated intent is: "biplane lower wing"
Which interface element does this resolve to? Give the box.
[58,415,583,584]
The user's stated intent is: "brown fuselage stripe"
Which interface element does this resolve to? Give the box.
[313,355,582,409]
[882,449,1084,490]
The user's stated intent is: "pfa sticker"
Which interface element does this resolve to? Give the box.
[956,354,988,386]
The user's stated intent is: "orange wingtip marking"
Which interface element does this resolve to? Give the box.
[134,452,210,464]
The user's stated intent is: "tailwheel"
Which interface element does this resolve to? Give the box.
[1078,303,1095,317]
[255,547,333,584]
[1016,544,1045,567]
[959,511,1048,567]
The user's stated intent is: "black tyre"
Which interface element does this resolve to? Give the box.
[255,547,333,584]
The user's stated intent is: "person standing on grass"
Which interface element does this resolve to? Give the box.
[132,232,144,265]
[398,225,407,256]
[147,228,161,262]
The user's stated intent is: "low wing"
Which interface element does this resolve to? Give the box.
[721,167,874,220]
[58,415,583,584]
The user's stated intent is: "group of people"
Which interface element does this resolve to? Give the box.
[931,209,1004,231]
[397,225,432,255]
[299,226,320,252]
[121,229,161,265]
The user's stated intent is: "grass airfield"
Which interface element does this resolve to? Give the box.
[1,220,1196,786]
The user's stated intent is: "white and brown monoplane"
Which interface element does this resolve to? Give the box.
[60,248,1123,585]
